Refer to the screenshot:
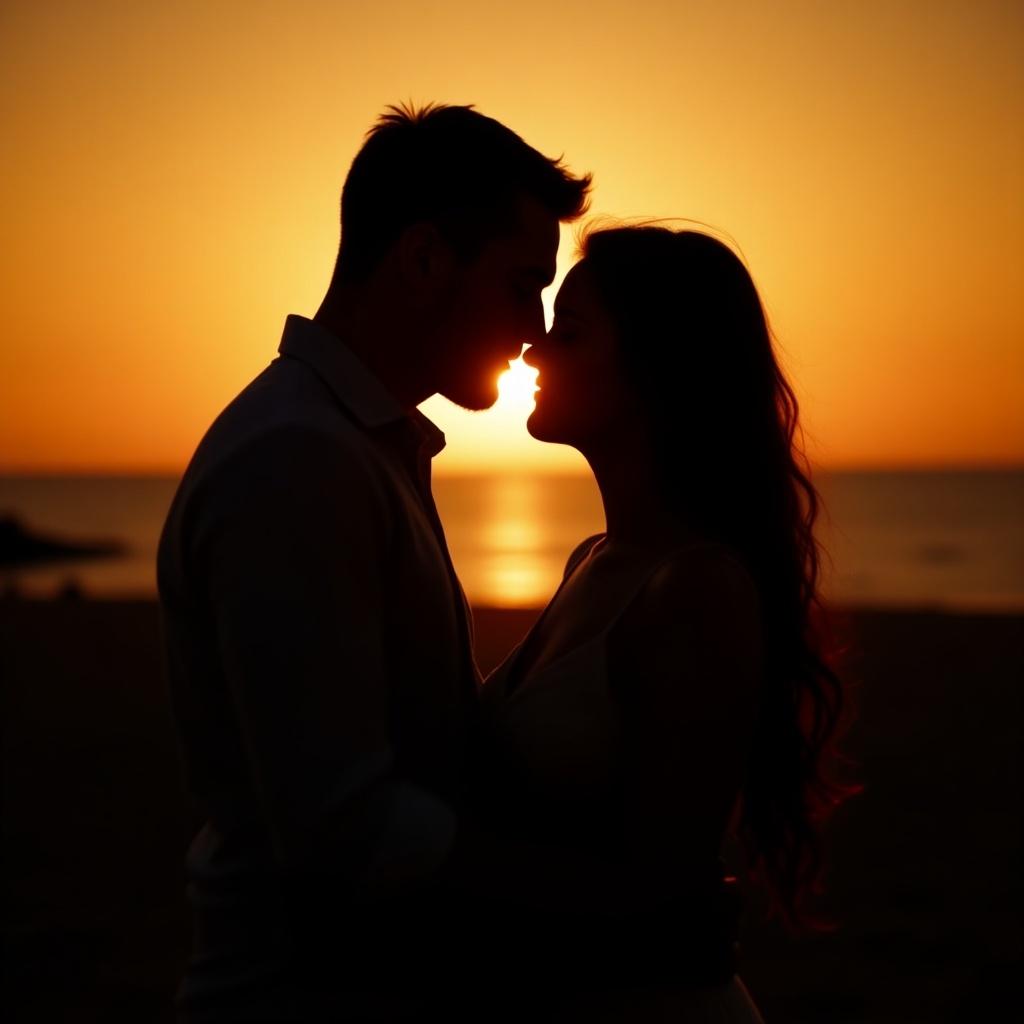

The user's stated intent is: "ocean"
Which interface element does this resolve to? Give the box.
[1,471,1022,611]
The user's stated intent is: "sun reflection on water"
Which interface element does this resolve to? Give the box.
[429,358,604,609]
[434,471,605,609]
[478,474,552,607]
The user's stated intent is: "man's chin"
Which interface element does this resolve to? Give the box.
[438,383,500,412]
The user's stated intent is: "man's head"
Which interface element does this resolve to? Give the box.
[329,103,592,409]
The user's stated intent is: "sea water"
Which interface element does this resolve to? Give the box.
[1,470,1021,611]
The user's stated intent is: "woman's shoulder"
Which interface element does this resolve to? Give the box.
[562,533,607,579]
[614,540,763,664]
[608,541,763,718]
[646,541,760,618]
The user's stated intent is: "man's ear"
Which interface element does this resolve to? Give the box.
[396,222,456,304]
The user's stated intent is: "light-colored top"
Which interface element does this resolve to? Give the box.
[475,537,766,1016]
[479,533,746,857]
[157,315,480,1010]
[481,536,630,806]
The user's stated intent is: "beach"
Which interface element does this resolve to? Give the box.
[2,597,1021,1022]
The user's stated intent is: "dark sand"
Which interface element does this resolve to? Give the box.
[2,597,1021,1022]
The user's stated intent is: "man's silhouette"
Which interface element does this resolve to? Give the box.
[157,104,590,1020]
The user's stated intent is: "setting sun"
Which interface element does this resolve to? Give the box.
[496,352,539,411]
[421,345,587,475]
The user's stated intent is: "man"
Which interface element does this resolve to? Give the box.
[157,104,591,1020]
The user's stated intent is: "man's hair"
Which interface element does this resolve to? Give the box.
[334,103,592,283]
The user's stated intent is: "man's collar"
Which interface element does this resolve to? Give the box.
[278,314,445,457]
[408,408,447,460]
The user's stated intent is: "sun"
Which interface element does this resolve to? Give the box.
[496,349,539,412]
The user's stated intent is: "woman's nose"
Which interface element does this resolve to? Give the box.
[522,341,542,368]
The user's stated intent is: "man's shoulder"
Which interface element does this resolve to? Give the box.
[169,358,395,530]
[213,357,360,443]
[195,359,379,474]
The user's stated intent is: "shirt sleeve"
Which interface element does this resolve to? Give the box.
[190,424,456,895]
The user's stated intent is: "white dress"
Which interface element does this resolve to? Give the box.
[476,538,766,1023]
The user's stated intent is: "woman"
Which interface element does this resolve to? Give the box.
[468,226,851,1020]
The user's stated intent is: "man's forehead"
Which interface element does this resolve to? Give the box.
[507,193,560,270]
[519,193,560,238]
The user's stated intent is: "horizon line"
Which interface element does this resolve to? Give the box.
[2,461,1023,478]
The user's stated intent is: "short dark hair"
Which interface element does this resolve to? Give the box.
[334,103,592,282]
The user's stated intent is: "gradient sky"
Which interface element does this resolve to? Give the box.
[2,0,1021,474]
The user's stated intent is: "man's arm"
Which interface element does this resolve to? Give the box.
[192,424,456,895]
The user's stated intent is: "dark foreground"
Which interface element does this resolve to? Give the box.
[1,598,1020,1022]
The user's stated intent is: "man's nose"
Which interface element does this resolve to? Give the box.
[521,300,546,346]
[522,341,542,368]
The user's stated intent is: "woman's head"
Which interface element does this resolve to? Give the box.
[523,258,639,448]
[528,224,855,927]
[526,227,782,495]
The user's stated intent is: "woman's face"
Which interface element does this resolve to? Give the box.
[524,261,643,449]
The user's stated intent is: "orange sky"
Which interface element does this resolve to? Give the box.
[2,0,1021,474]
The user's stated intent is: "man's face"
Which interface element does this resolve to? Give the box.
[433,194,559,411]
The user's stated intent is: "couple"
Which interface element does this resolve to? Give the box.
[158,104,845,1022]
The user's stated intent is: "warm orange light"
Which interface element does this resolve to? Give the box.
[421,344,588,476]
[496,353,539,412]
[2,3,1022,473]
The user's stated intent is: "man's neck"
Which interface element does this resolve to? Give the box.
[313,291,436,411]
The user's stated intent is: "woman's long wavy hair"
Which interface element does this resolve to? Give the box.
[581,224,857,927]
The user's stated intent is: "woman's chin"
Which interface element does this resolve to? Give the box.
[526,407,566,444]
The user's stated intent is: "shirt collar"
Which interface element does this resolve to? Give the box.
[278,314,445,458]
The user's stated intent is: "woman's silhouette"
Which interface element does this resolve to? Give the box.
[472,225,851,1020]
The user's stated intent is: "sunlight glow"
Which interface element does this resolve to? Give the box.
[495,353,539,413]
[476,474,567,607]
[3,2,1022,471]
[480,558,551,608]
[420,340,587,476]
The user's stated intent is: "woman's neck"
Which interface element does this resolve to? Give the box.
[583,431,698,552]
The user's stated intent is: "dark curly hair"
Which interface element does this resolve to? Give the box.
[581,224,858,927]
